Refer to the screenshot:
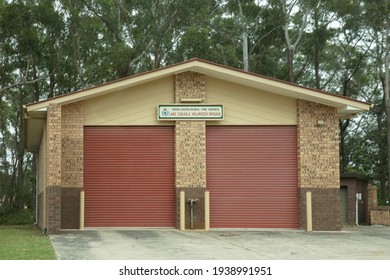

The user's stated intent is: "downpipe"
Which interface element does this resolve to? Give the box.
[34,154,39,226]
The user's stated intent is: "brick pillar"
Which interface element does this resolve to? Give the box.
[367,185,377,225]
[47,104,62,234]
[367,185,378,210]
[174,71,206,103]
[297,100,341,231]
[61,102,84,229]
[174,71,207,229]
[46,186,61,233]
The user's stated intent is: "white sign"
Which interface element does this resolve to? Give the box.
[158,104,224,120]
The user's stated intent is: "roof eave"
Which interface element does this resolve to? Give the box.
[24,58,372,116]
[24,110,46,152]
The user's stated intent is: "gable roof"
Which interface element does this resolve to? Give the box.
[24,58,372,151]
[25,58,371,114]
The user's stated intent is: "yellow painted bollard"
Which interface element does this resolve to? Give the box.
[80,190,85,230]
[306,191,312,232]
[205,191,210,231]
[180,191,185,230]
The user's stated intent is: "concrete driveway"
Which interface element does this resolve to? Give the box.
[50,225,390,260]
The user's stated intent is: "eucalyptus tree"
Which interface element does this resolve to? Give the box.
[360,0,390,203]
[0,0,70,214]
[327,1,371,176]
[0,0,42,213]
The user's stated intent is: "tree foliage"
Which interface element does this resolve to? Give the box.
[1,0,390,218]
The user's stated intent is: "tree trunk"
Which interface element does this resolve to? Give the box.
[339,119,350,174]
[385,0,390,205]
[15,105,25,212]
[282,1,308,83]
[243,30,249,71]
[287,47,294,82]
[385,51,390,204]
[313,9,321,89]
[238,0,249,71]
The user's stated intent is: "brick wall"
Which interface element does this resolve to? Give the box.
[175,71,206,103]
[299,188,340,231]
[46,104,62,233]
[60,102,84,229]
[368,185,390,225]
[174,72,207,229]
[46,185,61,234]
[367,185,377,212]
[61,188,81,229]
[370,209,390,226]
[61,102,84,188]
[297,100,340,188]
[175,121,206,188]
[47,104,62,187]
[297,100,341,231]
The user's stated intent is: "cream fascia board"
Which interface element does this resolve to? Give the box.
[337,105,371,117]
[25,59,371,113]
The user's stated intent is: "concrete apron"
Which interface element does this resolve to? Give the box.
[50,226,390,260]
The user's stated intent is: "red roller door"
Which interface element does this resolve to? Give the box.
[206,126,298,228]
[84,126,175,227]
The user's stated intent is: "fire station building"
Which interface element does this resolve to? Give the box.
[24,58,371,234]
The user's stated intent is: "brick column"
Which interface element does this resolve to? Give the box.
[174,71,206,103]
[46,104,62,234]
[297,100,341,231]
[367,185,377,225]
[174,72,207,229]
[61,102,84,229]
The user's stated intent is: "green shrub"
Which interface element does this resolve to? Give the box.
[0,209,35,225]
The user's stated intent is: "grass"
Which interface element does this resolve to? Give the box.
[0,225,57,260]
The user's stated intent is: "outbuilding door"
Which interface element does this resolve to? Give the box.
[340,186,348,225]
[206,126,299,228]
[84,126,175,227]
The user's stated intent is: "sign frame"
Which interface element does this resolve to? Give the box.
[157,104,224,121]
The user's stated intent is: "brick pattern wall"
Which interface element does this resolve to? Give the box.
[61,102,84,188]
[59,102,84,229]
[61,188,81,229]
[175,121,206,188]
[368,185,390,225]
[299,188,340,231]
[174,72,207,229]
[297,100,341,231]
[47,104,62,186]
[46,104,62,233]
[175,71,206,102]
[370,209,390,226]
[174,72,207,189]
[367,185,377,212]
[297,100,340,188]
[46,185,61,234]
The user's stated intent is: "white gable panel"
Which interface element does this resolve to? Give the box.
[207,77,297,125]
[84,77,174,125]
